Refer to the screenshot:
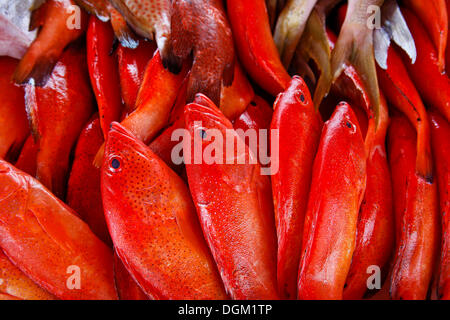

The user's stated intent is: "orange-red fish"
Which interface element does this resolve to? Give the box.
[0,160,118,300]
[14,0,88,85]
[101,122,227,300]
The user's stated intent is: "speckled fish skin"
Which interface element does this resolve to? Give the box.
[184,94,279,300]
[0,160,118,300]
[110,0,171,60]
[101,122,227,300]
[75,0,138,48]
[0,249,55,300]
[169,0,235,106]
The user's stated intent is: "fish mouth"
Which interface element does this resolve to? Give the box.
[184,94,232,130]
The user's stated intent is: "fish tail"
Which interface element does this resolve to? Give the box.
[109,7,139,49]
[331,24,380,125]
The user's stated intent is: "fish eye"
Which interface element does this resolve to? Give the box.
[296,93,305,103]
[199,129,207,140]
[110,158,121,170]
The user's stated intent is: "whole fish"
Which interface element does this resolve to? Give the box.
[169,0,235,106]
[14,0,88,85]
[0,57,29,161]
[184,94,279,299]
[271,76,323,299]
[298,102,366,300]
[0,160,118,300]
[101,122,227,300]
[25,45,94,199]
[109,0,171,62]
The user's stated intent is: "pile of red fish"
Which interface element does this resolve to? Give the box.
[0,0,448,300]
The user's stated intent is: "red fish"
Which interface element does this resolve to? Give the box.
[117,40,156,116]
[227,0,291,96]
[14,0,88,85]
[75,0,138,48]
[0,57,29,161]
[169,0,235,106]
[401,8,450,124]
[403,0,448,72]
[25,45,94,199]
[298,102,366,300]
[113,253,148,300]
[94,50,188,168]
[219,62,255,121]
[0,160,117,300]
[388,115,439,300]
[0,249,55,300]
[377,44,433,181]
[109,0,171,62]
[14,136,38,177]
[271,76,323,299]
[86,16,124,139]
[67,116,111,246]
[101,122,227,300]
[429,111,450,300]
[184,94,278,299]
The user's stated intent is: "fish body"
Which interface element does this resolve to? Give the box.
[388,115,439,300]
[271,76,323,299]
[101,122,227,300]
[0,160,118,300]
[67,116,111,246]
[298,102,366,300]
[0,57,29,161]
[184,95,279,299]
[429,111,450,300]
[25,45,94,199]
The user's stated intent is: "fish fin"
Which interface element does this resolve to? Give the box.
[29,1,47,31]
[374,0,416,69]
[74,0,110,21]
[109,9,139,49]
[13,49,58,86]
[331,24,380,126]
[274,0,318,68]
[295,9,331,108]
[93,143,105,169]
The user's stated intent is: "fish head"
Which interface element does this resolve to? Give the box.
[101,122,155,202]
